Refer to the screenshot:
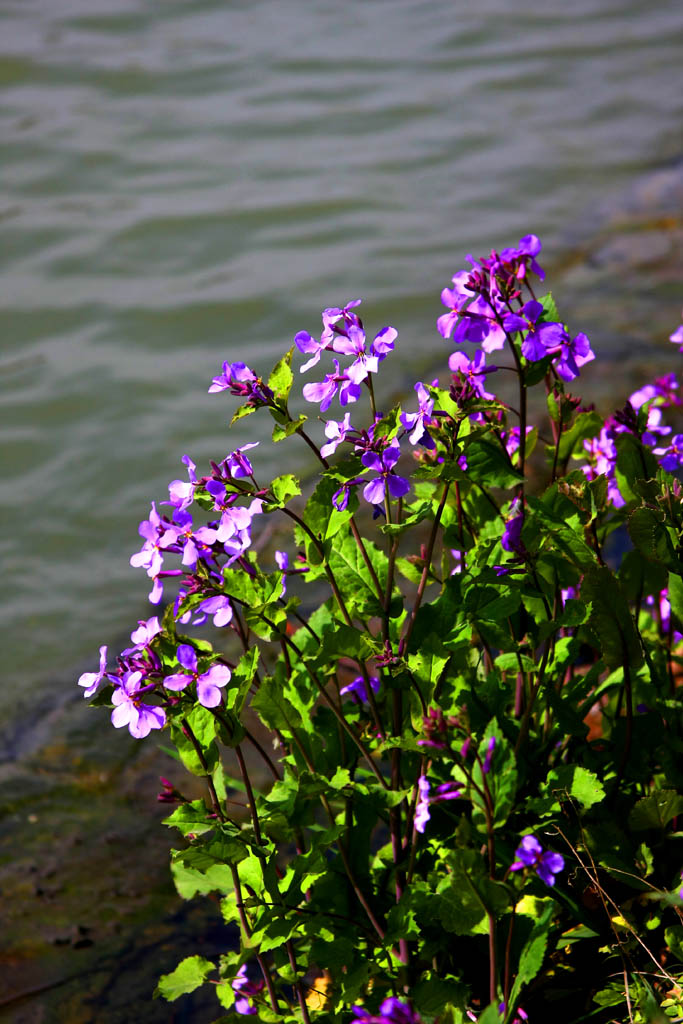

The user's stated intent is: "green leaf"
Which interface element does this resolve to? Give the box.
[527,765,606,818]
[230,402,256,426]
[303,473,356,543]
[272,413,307,443]
[580,565,643,671]
[556,410,603,462]
[628,507,683,573]
[155,955,214,1001]
[226,646,260,714]
[463,437,524,488]
[407,634,450,708]
[629,790,683,830]
[170,856,234,899]
[268,473,301,508]
[251,675,303,733]
[615,432,659,500]
[327,533,388,618]
[268,345,294,401]
[163,799,215,837]
[509,900,556,1007]
[170,705,219,776]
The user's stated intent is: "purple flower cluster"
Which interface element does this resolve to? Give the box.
[438,237,594,384]
[296,300,397,413]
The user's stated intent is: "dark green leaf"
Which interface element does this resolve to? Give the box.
[629,790,683,830]
[580,565,643,671]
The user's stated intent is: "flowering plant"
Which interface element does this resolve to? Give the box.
[79,238,683,1023]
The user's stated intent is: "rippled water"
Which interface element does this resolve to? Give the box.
[2,0,683,720]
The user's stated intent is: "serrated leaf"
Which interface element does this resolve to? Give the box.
[580,565,642,671]
[268,473,301,508]
[155,955,214,1001]
[629,790,683,830]
[268,346,294,401]
[163,799,214,837]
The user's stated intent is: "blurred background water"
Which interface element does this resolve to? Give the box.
[1,0,682,1017]
[2,0,682,720]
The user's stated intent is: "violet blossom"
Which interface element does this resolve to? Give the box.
[198,594,234,627]
[670,321,683,353]
[78,645,109,699]
[111,671,166,739]
[295,328,336,373]
[226,443,259,479]
[339,674,380,704]
[482,735,496,774]
[164,644,231,708]
[654,434,683,473]
[320,412,353,459]
[449,349,497,400]
[351,997,422,1024]
[302,358,362,412]
[167,455,198,511]
[400,381,436,448]
[414,775,431,834]
[510,835,565,886]
[437,270,506,353]
[232,965,264,1016]
[502,300,566,363]
[331,324,396,385]
[361,442,410,506]
[208,361,273,405]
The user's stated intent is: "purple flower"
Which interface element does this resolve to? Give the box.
[167,455,198,511]
[654,434,683,473]
[351,997,422,1024]
[361,442,410,506]
[499,233,545,281]
[164,644,231,708]
[302,358,362,412]
[130,502,168,580]
[339,674,380,704]
[482,735,496,774]
[322,298,362,335]
[332,325,381,384]
[670,322,683,353]
[78,645,108,699]
[438,270,506,353]
[130,616,162,648]
[501,504,525,555]
[449,349,497,400]
[111,671,166,739]
[400,381,436,448]
[208,362,273,405]
[320,412,353,459]
[552,331,595,382]
[510,835,565,886]
[226,443,259,479]
[198,594,234,627]
[503,301,566,363]
[295,328,336,373]
[501,426,532,459]
[232,965,264,1016]
[414,775,431,834]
